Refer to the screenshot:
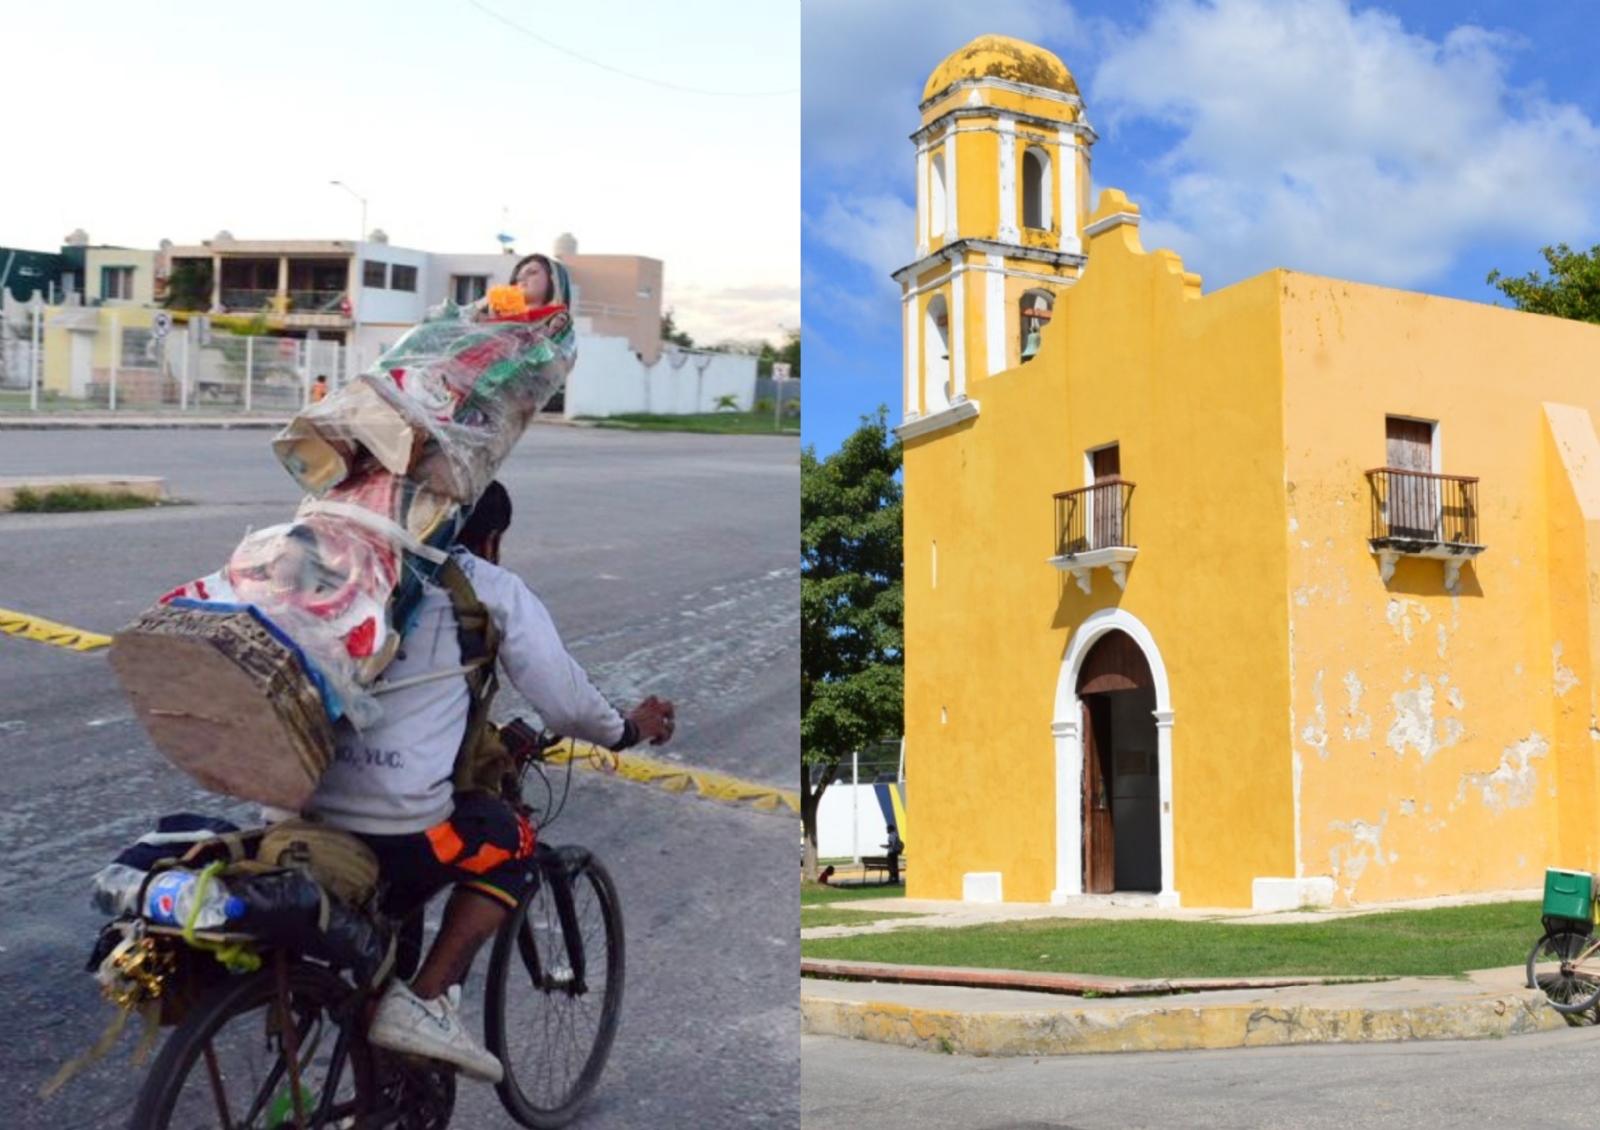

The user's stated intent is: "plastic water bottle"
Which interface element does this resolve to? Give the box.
[89,863,150,917]
[144,870,246,929]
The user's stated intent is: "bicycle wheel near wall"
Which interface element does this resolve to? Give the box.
[1529,928,1600,1014]
[127,959,368,1130]
[486,848,625,1128]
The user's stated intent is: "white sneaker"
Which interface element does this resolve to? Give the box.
[369,981,503,1083]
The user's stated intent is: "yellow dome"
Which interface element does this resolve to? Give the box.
[922,35,1079,102]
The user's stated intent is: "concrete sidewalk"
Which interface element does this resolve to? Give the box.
[800,890,1580,1056]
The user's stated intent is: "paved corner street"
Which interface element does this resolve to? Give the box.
[0,425,799,1129]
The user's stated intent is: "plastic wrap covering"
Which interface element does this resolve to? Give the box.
[230,870,394,988]
[111,261,575,810]
[274,302,575,502]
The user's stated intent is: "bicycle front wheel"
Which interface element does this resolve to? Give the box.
[127,959,368,1130]
[1529,928,1600,1014]
[486,849,625,1128]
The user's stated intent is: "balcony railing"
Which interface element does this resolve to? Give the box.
[1365,468,1479,545]
[1364,467,1485,591]
[1054,478,1136,557]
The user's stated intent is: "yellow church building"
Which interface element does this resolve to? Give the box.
[898,35,1600,909]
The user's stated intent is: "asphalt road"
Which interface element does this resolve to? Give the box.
[0,425,800,1129]
[802,1028,1600,1129]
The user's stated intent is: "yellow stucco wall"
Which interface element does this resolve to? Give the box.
[904,195,1297,907]
[1281,281,1600,902]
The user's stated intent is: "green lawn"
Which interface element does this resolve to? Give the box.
[802,907,928,929]
[583,412,798,436]
[801,879,920,929]
[9,486,161,512]
[802,881,908,906]
[801,900,1544,979]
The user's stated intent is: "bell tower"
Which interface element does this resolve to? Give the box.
[894,35,1096,438]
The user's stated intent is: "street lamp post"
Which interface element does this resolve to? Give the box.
[329,180,368,242]
[329,180,368,389]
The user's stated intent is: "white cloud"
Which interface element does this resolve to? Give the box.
[1092,0,1600,290]
[807,195,918,293]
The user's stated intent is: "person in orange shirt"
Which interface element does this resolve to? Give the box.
[310,374,330,403]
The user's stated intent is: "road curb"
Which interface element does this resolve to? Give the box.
[800,978,1571,1056]
[0,475,167,510]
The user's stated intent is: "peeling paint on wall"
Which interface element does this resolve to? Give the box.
[1387,673,1466,762]
[1554,642,1579,698]
[1301,669,1329,759]
[1399,798,1415,816]
[1385,598,1431,646]
[1458,732,1548,812]
[1341,670,1371,742]
[1328,811,1389,900]
[1436,623,1448,661]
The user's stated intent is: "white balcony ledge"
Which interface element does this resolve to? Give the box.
[1048,546,1138,594]
[1370,538,1486,593]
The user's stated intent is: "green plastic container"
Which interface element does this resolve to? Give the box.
[1544,868,1594,922]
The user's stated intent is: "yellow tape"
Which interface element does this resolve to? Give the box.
[543,739,799,814]
[0,607,112,652]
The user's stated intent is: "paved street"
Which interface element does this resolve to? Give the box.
[0,426,799,1129]
[802,1026,1600,1129]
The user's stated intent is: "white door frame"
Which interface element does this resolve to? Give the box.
[1052,608,1180,906]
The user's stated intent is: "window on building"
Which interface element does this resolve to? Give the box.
[1022,147,1051,230]
[1384,415,1439,539]
[102,266,135,301]
[451,275,488,304]
[1090,443,1122,548]
[1019,290,1054,363]
[363,260,387,289]
[391,264,418,293]
[930,150,948,238]
[923,293,952,414]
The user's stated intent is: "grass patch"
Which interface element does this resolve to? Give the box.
[801,900,1542,979]
[10,486,160,512]
[583,412,798,436]
[801,907,928,929]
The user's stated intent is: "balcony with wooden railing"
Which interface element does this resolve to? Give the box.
[1364,467,1485,591]
[1049,478,1137,593]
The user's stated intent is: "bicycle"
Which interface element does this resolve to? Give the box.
[1528,869,1600,1015]
[109,723,624,1129]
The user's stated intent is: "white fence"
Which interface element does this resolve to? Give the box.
[562,334,758,418]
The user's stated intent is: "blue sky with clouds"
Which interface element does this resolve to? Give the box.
[801,0,1600,456]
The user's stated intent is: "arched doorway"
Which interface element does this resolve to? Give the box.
[1077,631,1159,893]
[1053,610,1178,905]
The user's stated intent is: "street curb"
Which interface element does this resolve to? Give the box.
[800,959,1369,997]
[0,475,167,510]
[799,980,1570,1056]
[0,416,289,430]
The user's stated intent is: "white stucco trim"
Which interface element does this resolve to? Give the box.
[997,117,1019,244]
[919,75,1086,114]
[1051,609,1179,907]
[923,144,934,244]
[1058,132,1081,255]
[946,127,959,239]
[1083,210,1140,239]
[950,269,966,400]
[893,398,979,441]
[902,296,918,420]
[985,253,1005,376]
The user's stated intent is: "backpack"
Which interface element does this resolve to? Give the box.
[435,555,516,796]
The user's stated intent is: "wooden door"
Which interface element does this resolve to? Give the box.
[1082,695,1115,893]
[1092,445,1121,549]
[1385,417,1436,539]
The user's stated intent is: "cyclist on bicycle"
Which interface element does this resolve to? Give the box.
[269,480,674,1083]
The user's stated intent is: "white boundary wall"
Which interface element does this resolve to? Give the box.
[562,332,756,418]
[817,783,896,860]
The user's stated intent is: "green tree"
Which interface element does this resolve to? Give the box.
[757,328,801,380]
[661,308,695,348]
[801,408,903,880]
[1487,244,1600,323]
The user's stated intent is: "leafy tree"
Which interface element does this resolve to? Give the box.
[661,308,695,348]
[1487,244,1600,323]
[757,328,801,380]
[164,260,213,311]
[801,408,903,880]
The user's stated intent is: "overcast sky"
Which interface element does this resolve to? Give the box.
[802,0,1600,455]
[3,0,798,346]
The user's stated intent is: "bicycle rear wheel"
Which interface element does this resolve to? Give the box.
[486,849,625,1128]
[1529,928,1600,1014]
[127,959,368,1130]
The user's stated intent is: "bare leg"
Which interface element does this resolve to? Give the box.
[412,887,510,1000]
